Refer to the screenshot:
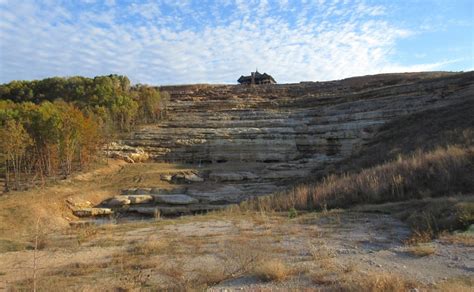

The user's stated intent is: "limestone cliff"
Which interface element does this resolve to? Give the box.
[102,71,473,214]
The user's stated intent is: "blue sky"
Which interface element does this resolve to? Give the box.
[0,0,472,85]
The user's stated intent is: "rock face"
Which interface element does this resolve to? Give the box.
[124,72,472,166]
[90,72,474,218]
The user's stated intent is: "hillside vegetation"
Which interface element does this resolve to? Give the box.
[0,75,168,191]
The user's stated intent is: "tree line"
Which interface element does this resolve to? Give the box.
[0,75,169,191]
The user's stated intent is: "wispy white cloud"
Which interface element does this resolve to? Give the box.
[0,0,462,84]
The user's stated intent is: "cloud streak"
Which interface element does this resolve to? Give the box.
[0,0,466,84]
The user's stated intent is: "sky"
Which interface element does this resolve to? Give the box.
[0,0,473,85]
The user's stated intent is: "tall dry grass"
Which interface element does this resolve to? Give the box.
[241,146,473,212]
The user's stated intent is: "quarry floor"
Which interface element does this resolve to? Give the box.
[0,161,472,291]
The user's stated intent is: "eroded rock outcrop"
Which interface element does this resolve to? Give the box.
[87,72,473,218]
[104,142,149,163]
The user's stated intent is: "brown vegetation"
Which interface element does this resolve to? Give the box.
[334,271,421,292]
[253,259,291,282]
[242,145,473,214]
[406,243,436,257]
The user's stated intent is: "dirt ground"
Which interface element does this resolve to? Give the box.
[0,208,472,290]
[0,161,472,291]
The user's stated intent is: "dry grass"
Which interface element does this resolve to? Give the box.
[440,233,474,246]
[406,243,436,257]
[0,238,26,253]
[335,271,421,292]
[253,259,291,282]
[241,146,473,213]
[309,241,335,261]
[128,239,170,255]
[191,265,228,288]
[435,276,474,292]
[49,261,108,277]
[219,236,267,278]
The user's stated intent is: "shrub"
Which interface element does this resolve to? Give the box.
[288,207,298,219]
[254,259,291,282]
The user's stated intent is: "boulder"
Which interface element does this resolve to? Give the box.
[184,173,204,183]
[160,174,173,182]
[108,195,131,206]
[153,194,198,205]
[66,197,92,209]
[73,208,113,217]
[128,195,154,204]
[103,142,149,163]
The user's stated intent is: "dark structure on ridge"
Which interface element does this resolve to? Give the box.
[238,71,276,85]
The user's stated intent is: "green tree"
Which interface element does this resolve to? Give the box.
[135,85,161,123]
[110,94,138,131]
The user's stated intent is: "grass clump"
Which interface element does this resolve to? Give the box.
[335,271,421,292]
[127,239,170,256]
[406,243,436,257]
[254,259,291,282]
[288,207,298,219]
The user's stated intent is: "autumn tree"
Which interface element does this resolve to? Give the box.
[0,119,33,190]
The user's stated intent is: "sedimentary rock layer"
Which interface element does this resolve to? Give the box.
[106,72,474,210]
[125,72,472,165]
